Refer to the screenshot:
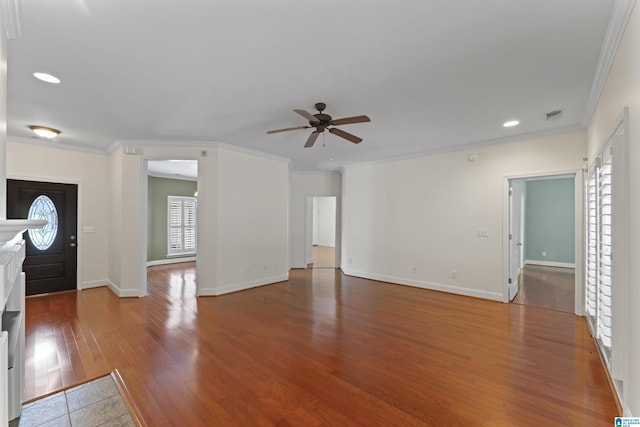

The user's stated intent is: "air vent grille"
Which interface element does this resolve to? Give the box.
[546,109,563,121]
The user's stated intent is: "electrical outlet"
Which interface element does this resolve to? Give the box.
[412,266,417,273]
[452,270,457,279]
[542,250,546,257]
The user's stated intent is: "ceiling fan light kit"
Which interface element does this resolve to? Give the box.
[268,102,370,148]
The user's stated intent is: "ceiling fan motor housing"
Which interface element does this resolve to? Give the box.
[312,113,332,128]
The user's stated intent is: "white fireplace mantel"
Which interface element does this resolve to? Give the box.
[0,218,46,423]
[0,220,47,243]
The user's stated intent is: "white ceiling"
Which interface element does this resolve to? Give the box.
[7,0,617,171]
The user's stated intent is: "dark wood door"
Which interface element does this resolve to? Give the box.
[7,179,78,296]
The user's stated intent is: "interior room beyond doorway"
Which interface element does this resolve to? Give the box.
[512,265,575,313]
[309,196,336,269]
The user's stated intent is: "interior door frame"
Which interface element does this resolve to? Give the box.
[7,175,84,291]
[304,195,340,269]
[502,170,583,315]
[141,158,200,298]
[507,179,525,301]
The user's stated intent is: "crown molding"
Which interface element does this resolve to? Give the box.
[109,138,221,154]
[8,136,108,155]
[290,170,341,176]
[112,139,291,165]
[342,124,585,171]
[0,0,22,39]
[582,0,637,127]
[147,171,197,181]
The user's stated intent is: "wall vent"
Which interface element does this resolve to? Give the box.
[545,109,563,121]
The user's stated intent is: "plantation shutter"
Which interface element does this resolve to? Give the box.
[167,196,197,255]
[183,199,197,252]
[585,169,597,319]
[597,146,613,351]
[584,114,628,399]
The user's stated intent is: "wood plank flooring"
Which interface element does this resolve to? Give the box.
[24,263,617,425]
[512,265,575,313]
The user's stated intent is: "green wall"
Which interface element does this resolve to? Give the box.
[147,176,197,262]
[524,177,575,264]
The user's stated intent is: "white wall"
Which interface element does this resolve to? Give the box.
[587,3,640,416]
[7,142,110,286]
[105,144,289,297]
[204,147,289,295]
[108,148,123,293]
[314,196,336,247]
[289,172,341,268]
[342,131,585,301]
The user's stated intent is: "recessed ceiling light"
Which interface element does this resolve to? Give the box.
[33,72,61,84]
[29,125,61,138]
[503,120,520,128]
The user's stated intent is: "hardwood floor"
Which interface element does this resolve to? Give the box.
[512,265,575,313]
[24,263,617,425]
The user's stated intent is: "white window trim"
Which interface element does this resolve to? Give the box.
[585,107,629,402]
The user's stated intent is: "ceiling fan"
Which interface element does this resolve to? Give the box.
[267,102,370,148]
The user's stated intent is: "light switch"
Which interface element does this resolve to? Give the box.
[83,225,96,233]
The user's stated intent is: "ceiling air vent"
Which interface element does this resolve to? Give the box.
[545,109,563,121]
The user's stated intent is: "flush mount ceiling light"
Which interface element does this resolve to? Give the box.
[29,126,61,138]
[33,72,61,84]
[503,120,520,128]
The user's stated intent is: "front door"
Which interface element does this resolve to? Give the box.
[7,179,78,296]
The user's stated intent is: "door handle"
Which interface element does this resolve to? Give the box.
[516,243,522,246]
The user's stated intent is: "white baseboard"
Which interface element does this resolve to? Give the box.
[81,279,108,290]
[290,263,307,269]
[341,269,503,302]
[198,274,289,296]
[83,279,138,297]
[146,256,196,267]
[524,260,576,268]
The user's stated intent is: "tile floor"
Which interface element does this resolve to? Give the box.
[9,375,135,427]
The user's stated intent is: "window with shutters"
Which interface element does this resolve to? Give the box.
[585,169,597,320]
[585,140,616,362]
[167,196,197,256]
[585,112,628,402]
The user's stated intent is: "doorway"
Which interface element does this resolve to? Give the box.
[504,172,582,313]
[144,160,198,296]
[307,196,337,269]
[7,179,78,295]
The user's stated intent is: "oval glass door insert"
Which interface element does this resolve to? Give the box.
[27,194,58,250]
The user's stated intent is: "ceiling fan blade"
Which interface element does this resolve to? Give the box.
[329,127,362,144]
[294,109,320,123]
[266,125,310,134]
[304,131,321,148]
[330,115,371,126]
